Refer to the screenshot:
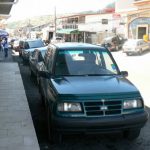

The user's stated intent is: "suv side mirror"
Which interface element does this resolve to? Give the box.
[121,71,128,77]
[38,71,50,79]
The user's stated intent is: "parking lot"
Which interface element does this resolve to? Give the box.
[13,49,150,150]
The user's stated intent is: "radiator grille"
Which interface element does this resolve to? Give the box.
[84,100,122,116]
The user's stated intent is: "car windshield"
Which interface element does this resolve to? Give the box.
[54,49,119,76]
[28,40,44,48]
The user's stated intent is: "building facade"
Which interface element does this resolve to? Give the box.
[116,0,150,40]
[56,11,119,44]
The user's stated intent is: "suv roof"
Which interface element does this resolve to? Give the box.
[23,38,43,42]
[49,42,105,50]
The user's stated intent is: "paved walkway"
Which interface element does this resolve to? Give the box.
[0,50,40,150]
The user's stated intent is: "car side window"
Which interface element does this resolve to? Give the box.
[38,53,44,62]
[31,51,36,57]
[45,46,56,72]
[24,42,29,49]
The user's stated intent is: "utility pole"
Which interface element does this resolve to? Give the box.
[54,6,56,38]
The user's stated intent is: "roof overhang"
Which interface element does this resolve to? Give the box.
[133,0,150,6]
[0,0,18,21]
[56,29,80,34]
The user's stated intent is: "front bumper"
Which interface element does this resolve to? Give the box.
[52,111,148,134]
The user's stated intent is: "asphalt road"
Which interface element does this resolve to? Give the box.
[11,49,150,150]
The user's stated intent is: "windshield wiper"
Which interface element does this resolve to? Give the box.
[81,74,117,76]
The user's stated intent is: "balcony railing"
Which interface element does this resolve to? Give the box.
[62,24,78,29]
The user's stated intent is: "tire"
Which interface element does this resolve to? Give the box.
[126,53,130,56]
[39,82,45,107]
[124,129,141,140]
[36,73,39,85]
[47,108,62,144]
[138,49,142,55]
[30,69,35,78]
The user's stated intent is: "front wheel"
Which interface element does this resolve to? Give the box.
[138,49,142,55]
[47,108,62,144]
[30,69,35,78]
[124,129,141,140]
[126,53,131,56]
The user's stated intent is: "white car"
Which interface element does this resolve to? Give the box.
[51,37,65,44]
[123,39,150,56]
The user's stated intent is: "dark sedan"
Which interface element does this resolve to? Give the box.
[20,39,47,62]
[29,48,46,84]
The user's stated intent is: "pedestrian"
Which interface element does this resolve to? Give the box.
[2,38,8,57]
[0,38,3,52]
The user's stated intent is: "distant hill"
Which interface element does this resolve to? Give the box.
[7,2,115,29]
[7,15,54,29]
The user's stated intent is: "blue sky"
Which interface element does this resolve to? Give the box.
[8,0,116,22]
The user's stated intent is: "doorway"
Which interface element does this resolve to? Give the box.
[137,25,148,39]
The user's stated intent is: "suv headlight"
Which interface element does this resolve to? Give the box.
[123,99,143,109]
[57,102,82,112]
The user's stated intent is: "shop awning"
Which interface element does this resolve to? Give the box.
[0,29,9,37]
[56,29,80,34]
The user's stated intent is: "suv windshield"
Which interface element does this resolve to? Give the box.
[54,49,119,76]
[28,40,45,48]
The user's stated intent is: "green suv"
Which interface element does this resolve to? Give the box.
[39,43,148,142]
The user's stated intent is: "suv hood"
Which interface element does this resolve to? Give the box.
[51,76,139,95]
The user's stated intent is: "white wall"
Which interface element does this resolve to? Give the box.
[78,14,114,32]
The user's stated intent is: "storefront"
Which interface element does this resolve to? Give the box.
[127,0,150,40]
[128,16,150,40]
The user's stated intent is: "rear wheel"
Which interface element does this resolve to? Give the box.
[30,69,35,78]
[124,129,141,140]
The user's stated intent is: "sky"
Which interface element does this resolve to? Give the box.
[8,0,116,22]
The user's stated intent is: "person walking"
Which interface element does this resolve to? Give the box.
[2,38,8,57]
[0,38,3,52]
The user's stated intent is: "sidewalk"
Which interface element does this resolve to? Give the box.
[0,50,40,149]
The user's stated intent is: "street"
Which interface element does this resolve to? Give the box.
[17,49,150,150]
[112,50,150,107]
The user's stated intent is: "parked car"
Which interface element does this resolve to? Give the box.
[20,39,47,62]
[29,48,46,84]
[101,35,126,51]
[38,42,148,143]
[123,39,150,56]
